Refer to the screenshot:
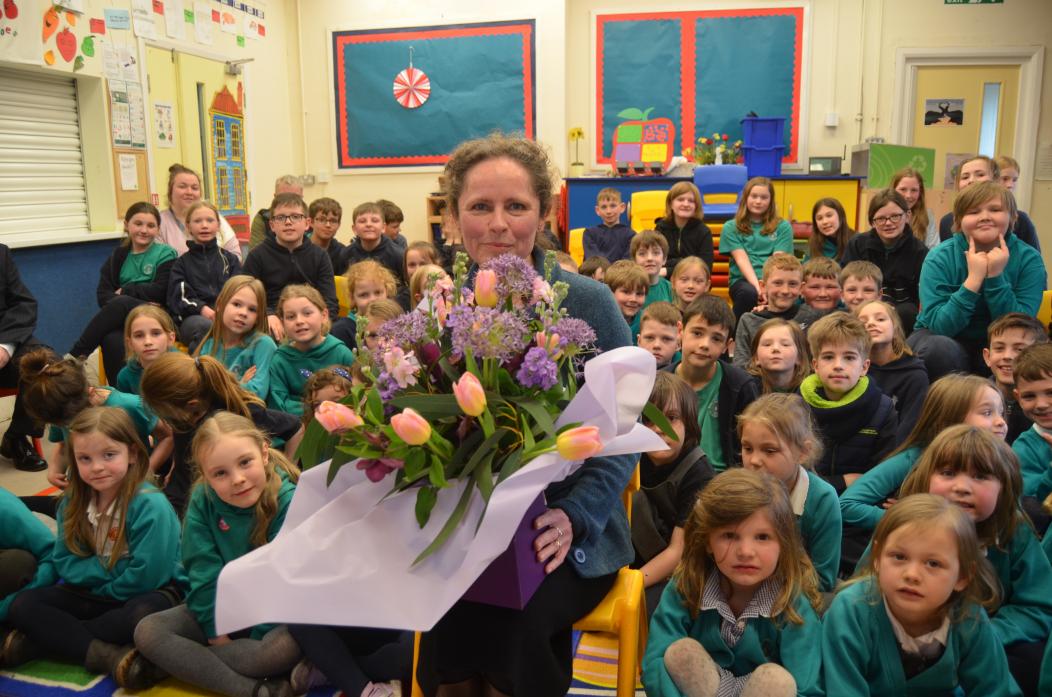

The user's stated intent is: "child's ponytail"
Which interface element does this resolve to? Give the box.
[19,347,90,426]
[141,352,263,431]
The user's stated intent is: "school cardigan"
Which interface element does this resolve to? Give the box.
[914,233,1046,341]
[267,334,355,416]
[0,488,56,620]
[198,332,278,400]
[839,446,924,531]
[643,581,823,697]
[96,242,178,307]
[794,467,842,592]
[52,483,185,600]
[655,217,714,275]
[986,522,1052,646]
[799,374,898,493]
[1012,426,1052,499]
[822,577,1020,696]
[181,473,295,638]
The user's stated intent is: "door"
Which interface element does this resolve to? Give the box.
[145,47,248,235]
[910,65,1019,189]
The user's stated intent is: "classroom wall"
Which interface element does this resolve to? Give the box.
[1,0,302,347]
[565,0,1051,261]
[295,0,567,245]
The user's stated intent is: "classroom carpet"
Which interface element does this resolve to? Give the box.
[0,630,638,696]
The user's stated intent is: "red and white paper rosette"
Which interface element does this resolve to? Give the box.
[393,66,430,109]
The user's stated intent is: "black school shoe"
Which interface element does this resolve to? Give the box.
[0,435,47,472]
[1,629,41,668]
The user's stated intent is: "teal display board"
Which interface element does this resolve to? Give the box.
[596,9,804,164]
[333,20,536,168]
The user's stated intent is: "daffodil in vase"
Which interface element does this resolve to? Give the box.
[568,127,585,177]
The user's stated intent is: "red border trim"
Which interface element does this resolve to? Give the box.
[595,8,803,163]
[334,21,535,168]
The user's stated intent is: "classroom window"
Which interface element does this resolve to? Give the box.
[978,82,1002,158]
[0,67,90,244]
[213,118,227,156]
[231,122,243,159]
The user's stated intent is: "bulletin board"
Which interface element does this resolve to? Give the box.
[595,7,805,166]
[332,20,536,169]
[111,148,149,215]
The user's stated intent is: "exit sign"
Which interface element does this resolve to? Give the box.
[945,0,1003,4]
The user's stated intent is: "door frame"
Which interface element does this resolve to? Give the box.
[137,37,255,209]
[891,45,1044,210]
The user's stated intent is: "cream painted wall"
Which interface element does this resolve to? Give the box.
[295,0,567,245]
[0,0,302,232]
[566,0,1051,261]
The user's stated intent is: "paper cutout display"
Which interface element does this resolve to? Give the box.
[41,6,90,71]
[333,20,535,168]
[611,107,675,168]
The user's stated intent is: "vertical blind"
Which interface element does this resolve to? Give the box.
[0,68,89,241]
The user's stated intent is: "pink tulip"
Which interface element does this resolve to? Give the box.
[474,269,499,308]
[534,331,562,358]
[391,408,432,445]
[452,373,487,417]
[556,426,603,460]
[315,400,363,432]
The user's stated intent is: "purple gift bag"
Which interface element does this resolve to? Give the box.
[462,493,548,609]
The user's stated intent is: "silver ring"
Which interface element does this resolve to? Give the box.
[556,527,563,538]
[556,539,562,548]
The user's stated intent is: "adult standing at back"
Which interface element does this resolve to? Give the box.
[158,164,242,260]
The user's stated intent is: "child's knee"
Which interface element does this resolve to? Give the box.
[664,637,718,696]
[741,663,796,697]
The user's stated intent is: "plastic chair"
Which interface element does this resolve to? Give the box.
[334,275,351,318]
[410,466,646,697]
[568,227,585,266]
[692,164,747,218]
[1038,289,1052,333]
[629,191,668,232]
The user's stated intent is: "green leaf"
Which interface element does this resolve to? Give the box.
[365,388,383,424]
[509,397,557,440]
[460,429,505,480]
[428,455,449,488]
[475,455,495,503]
[413,484,476,565]
[448,428,485,479]
[404,448,428,479]
[643,402,679,441]
[617,107,644,120]
[495,448,524,486]
[295,419,337,470]
[521,413,535,452]
[389,394,464,419]
[415,486,438,527]
[642,107,654,119]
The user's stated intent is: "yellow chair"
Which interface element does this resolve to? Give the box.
[1038,289,1052,332]
[568,227,586,266]
[411,467,647,697]
[629,191,667,232]
[334,275,351,318]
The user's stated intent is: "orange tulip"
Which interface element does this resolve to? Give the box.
[556,426,603,460]
[391,408,432,445]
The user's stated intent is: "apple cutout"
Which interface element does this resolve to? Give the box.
[56,27,76,62]
[81,35,94,57]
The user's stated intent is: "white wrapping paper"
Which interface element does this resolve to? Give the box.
[215,346,667,633]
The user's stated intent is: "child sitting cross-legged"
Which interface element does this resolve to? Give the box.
[672,296,759,471]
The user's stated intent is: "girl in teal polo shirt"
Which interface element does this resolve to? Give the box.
[2,407,184,689]
[824,494,1019,696]
[643,469,823,697]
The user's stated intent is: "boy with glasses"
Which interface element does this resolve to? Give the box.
[842,189,928,334]
[243,192,339,341]
[309,198,348,273]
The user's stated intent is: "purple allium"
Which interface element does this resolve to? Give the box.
[479,254,538,307]
[446,305,529,362]
[380,311,430,349]
[551,317,597,350]
[516,346,559,390]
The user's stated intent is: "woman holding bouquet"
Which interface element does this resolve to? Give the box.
[416,134,637,697]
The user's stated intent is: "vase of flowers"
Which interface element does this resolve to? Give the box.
[684,132,743,166]
[568,126,585,177]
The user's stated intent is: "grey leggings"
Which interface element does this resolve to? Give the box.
[134,604,300,697]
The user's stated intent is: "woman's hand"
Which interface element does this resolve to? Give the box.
[534,508,573,574]
[985,234,1010,278]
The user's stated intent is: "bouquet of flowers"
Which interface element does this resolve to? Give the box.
[684,132,743,165]
[297,250,673,564]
